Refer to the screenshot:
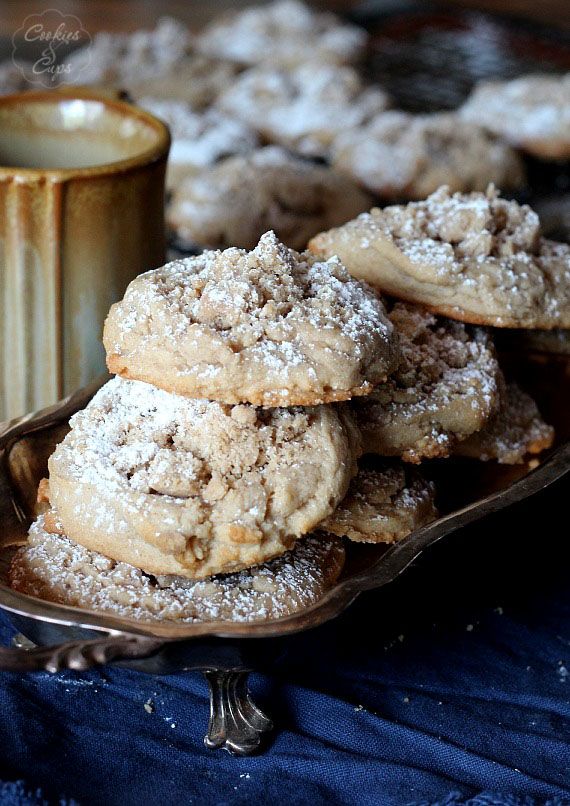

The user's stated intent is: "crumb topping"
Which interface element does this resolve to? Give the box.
[137,99,258,168]
[331,111,525,199]
[321,463,437,543]
[460,73,570,152]
[375,185,541,263]
[197,0,367,67]
[386,303,497,398]
[10,518,344,623]
[354,302,500,462]
[456,382,554,464]
[167,145,372,251]
[104,231,397,404]
[52,376,339,515]
[217,63,389,157]
[111,231,390,356]
[332,186,570,327]
[48,375,357,578]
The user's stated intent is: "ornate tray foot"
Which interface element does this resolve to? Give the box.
[12,633,36,650]
[204,670,273,755]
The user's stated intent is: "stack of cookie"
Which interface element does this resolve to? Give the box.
[10,231,438,623]
[309,186,560,464]
[11,189,561,624]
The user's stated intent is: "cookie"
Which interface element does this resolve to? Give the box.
[353,303,501,463]
[320,462,437,543]
[331,111,526,201]
[167,146,373,250]
[309,186,570,329]
[10,515,345,624]
[460,73,570,160]
[104,231,398,406]
[126,56,240,109]
[217,63,390,158]
[47,376,359,579]
[197,0,367,67]
[455,383,554,464]
[136,100,259,191]
[66,18,191,88]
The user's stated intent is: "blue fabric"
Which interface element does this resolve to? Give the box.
[0,478,568,806]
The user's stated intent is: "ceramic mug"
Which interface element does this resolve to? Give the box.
[0,89,170,421]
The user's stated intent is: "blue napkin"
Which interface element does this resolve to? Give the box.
[0,478,568,805]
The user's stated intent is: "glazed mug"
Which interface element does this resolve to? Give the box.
[0,90,170,421]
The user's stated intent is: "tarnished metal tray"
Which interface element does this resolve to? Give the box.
[0,355,568,753]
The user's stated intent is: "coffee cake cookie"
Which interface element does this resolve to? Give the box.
[331,111,525,200]
[66,18,191,88]
[47,377,359,579]
[455,382,554,464]
[197,0,367,67]
[460,73,570,160]
[136,100,259,191]
[126,56,240,109]
[353,303,501,463]
[10,516,345,623]
[217,63,390,158]
[104,231,398,406]
[309,186,570,329]
[167,146,373,250]
[320,462,437,543]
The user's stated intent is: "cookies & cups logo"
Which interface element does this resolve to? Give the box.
[12,9,91,88]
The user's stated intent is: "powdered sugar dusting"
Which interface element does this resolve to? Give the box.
[137,99,258,168]
[197,0,367,67]
[104,231,397,405]
[355,302,501,462]
[66,17,191,86]
[48,375,356,578]
[10,517,344,624]
[52,375,339,505]
[456,382,554,464]
[321,463,437,543]
[217,63,389,157]
[460,73,570,157]
[331,111,525,199]
[167,145,372,252]
[329,186,570,327]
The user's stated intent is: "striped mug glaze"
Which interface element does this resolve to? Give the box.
[0,89,170,421]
